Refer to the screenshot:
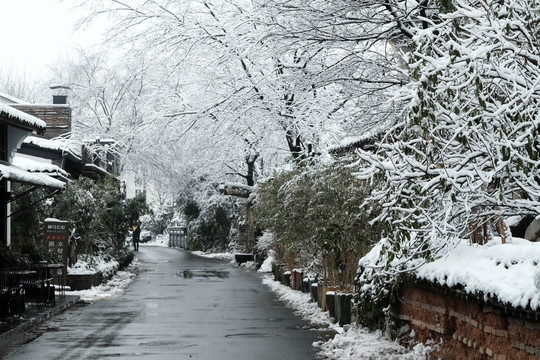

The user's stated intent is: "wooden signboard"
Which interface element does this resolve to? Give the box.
[44,219,69,282]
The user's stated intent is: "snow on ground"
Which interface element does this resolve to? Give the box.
[139,235,236,260]
[68,255,119,277]
[262,275,332,328]
[190,251,235,261]
[261,275,434,359]
[258,250,275,273]
[66,258,140,303]
[415,237,540,310]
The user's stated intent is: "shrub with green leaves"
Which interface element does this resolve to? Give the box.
[10,184,52,264]
[186,194,232,252]
[50,176,148,258]
[254,160,381,287]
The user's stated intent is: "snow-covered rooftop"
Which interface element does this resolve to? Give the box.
[83,163,109,175]
[0,104,46,131]
[0,92,30,105]
[415,238,540,311]
[0,162,64,189]
[23,136,82,159]
[327,131,382,155]
[13,155,70,180]
[220,182,255,191]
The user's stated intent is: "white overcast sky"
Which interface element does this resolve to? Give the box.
[0,0,104,81]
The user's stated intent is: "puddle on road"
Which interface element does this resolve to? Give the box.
[178,269,230,279]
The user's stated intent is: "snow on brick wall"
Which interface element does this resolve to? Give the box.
[398,285,540,360]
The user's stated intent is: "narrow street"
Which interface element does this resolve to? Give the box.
[6,246,323,360]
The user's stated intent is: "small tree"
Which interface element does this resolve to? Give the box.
[50,178,98,257]
[140,200,174,236]
[125,192,151,227]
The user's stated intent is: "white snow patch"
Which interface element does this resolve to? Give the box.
[67,258,140,303]
[23,136,82,158]
[318,325,434,360]
[13,154,70,178]
[68,255,119,277]
[258,249,275,273]
[240,261,257,270]
[261,275,434,359]
[191,251,235,261]
[415,237,540,310]
[0,162,64,189]
[262,275,330,327]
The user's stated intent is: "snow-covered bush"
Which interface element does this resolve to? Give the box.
[186,194,233,252]
[254,160,381,286]
[49,177,102,257]
[252,230,275,268]
[255,230,274,253]
[67,254,119,277]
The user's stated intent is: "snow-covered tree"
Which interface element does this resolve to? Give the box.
[354,0,540,329]
[72,0,444,188]
[0,67,48,103]
[256,0,449,140]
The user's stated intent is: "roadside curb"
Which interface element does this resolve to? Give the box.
[0,295,80,349]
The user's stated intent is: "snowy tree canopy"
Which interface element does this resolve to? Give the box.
[63,0,450,193]
[355,0,540,287]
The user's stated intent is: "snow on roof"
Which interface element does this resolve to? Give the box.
[220,182,255,192]
[327,131,382,154]
[12,155,70,179]
[0,92,30,105]
[23,136,82,159]
[84,138,116,144]
[0,104,46,131]
[415,238,540,311]
[0,162,65,189]
[83,163,109,175]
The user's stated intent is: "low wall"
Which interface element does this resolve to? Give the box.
[67,273,104,291]
[398,283,540,359]
[67,253,132,291]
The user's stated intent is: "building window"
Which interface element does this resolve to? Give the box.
[52,95,67,104]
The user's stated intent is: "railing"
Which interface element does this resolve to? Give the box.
[0,269,34,318]
[168,227,187,249]
[0,262,62,318]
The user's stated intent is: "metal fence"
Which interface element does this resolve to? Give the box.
[168,226,187,249]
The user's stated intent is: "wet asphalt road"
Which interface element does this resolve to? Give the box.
[6,246,323,359]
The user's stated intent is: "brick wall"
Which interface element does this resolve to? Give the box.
[398,284,540,359]
[12,105,71,139]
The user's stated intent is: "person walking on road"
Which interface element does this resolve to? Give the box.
[132,222,141,251]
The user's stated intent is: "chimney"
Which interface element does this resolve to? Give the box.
[50,85,70,105]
